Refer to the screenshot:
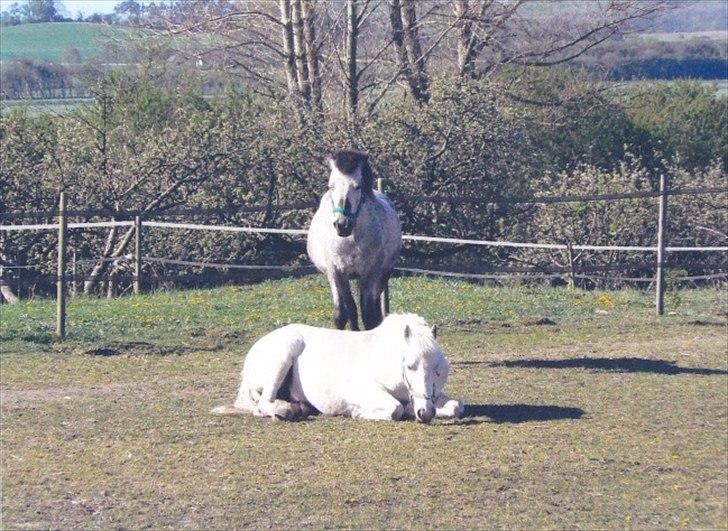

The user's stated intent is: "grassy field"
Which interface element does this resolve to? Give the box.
[608,79,728,97]
[0,97,92,116]
[0,22,146,62]
[1,277,726,529]
[634,31,728,43]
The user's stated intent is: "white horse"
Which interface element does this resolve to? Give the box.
[212,314,464,423]
[307,150,401,330]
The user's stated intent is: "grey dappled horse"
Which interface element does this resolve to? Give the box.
[307,150,401,330]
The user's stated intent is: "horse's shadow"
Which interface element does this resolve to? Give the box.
[480,357,728,375]
[438,403,585,425]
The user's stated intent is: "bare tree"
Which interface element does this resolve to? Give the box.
[448,0,671,80]
[145,0,670,118]
[301,0,323,115]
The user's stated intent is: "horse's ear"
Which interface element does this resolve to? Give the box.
[431,325,438,339]
[404,324,411,342]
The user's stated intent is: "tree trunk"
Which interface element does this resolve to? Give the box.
[388,0,429,104]
[278,0,300,101]
[454,0,477,79]
[83,225,117,294]
[83,178,192,294]
[0,266,19,304]
[401,0,429,102]
[346,0,359,121]
[301,0,322,116]
[291,0,311,106]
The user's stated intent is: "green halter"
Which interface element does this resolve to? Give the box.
[331,198,362,222]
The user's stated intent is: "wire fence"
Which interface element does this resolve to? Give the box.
[2,185,728,221]
[1,179,726,337]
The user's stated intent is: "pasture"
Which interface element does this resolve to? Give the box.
[0,22,142,62]
[1,277,726,529]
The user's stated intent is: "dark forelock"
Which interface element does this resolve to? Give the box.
[328,149,374,192]
[330,150,369,176]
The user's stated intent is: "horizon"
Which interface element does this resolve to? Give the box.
[0,1,151,17]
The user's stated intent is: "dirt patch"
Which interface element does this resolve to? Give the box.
[80,341,194,357]
[0,383,140,408]
[523,317,557,326]
[220,329,249,340]
[453,317,557,331]
[452,318,513,331]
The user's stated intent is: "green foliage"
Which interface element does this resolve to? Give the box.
[1,70,725,293]
[524,155,727,280]
[625,80,728,171]
[363,79,538,246]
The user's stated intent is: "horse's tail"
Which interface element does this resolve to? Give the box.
[212,379,258,415]
[210,404,246,415]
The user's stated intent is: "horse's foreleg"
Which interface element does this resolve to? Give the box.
[358,276,383,330]
[434,393,465,419]
[330,272,358,331]
[350,386,404,421]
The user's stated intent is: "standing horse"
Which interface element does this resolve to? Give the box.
[211,313,464,423]
[307,150,401,330]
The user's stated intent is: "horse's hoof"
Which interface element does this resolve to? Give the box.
[297,402,312,418]
[273,402,296,421]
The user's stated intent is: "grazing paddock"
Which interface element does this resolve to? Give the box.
[1,277,726,529]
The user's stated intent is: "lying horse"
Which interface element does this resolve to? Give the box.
[307,150,401,330]
[212,314,464,423]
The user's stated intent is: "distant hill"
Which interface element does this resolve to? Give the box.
[0,22,144,62]
[647,1,728,33]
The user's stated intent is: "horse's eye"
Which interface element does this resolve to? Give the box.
[354,184,360,191]
[407,362,418,371]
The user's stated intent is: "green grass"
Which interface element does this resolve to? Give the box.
[1,277,727,529]
[608,79,728,97]
[0,22,145,62]
[633,31,728,43]
[0,97,92,116]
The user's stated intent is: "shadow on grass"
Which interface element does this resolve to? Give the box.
[686,319,726,327]
[485,357,728,375]
[460,403,584,423]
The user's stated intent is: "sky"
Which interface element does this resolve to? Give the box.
[59,1,122,16]
[0,1,125,17]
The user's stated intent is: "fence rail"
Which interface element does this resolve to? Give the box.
[4,219,726,253]
[2,179,727,338]
[1,185,726,221]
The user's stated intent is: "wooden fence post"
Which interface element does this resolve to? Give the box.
[377,177,391,317]
[56,192,67,338]
[134,216,142,295]
[655,173,668,316]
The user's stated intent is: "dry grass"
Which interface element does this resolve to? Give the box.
[1,278,726,529]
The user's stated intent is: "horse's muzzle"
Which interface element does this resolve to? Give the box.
[333,220,353,237]
[415,407,435,423]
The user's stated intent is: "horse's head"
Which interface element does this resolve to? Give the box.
[401,320,447,423]
[325,150,373,237]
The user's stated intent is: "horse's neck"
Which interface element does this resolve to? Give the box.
[367,332,405,392]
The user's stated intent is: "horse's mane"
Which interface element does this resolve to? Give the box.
[379,313,438,354]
